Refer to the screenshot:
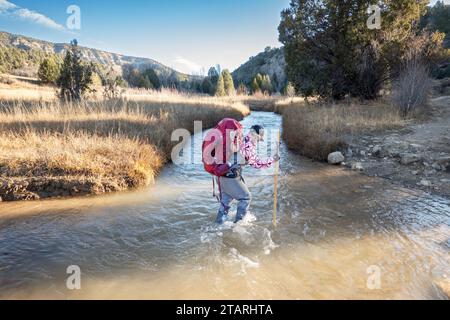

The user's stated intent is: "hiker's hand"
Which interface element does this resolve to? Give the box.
[273,154,280,162]
[231,142,239,153]
[229,163,240,171]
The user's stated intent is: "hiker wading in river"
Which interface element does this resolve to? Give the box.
[202,119,279,224]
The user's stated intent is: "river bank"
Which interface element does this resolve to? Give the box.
[343,95,450,198]
[0,93,249,202]
[276,90,450,200]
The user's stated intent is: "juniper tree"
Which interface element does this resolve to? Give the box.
[201,77,214,95]
[57,40,94,101]
[215,73,226,96]
[279,0,430,100]
[38,56,60,85]
[237,83,249,95]
[142,68,161,90]
[272,73,279,93]
[207,66,220,85]
[255,73,263,88]
[251,77,260,93]
[260,74,272,94]
[222,69,235,96]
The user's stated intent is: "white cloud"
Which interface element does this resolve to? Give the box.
[0,0,65,31]
[0,0,17,12]
[173,56,204,75]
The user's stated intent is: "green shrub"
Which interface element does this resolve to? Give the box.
[38,57,61,84]
[215,73,226,96]
[222,69,235,96]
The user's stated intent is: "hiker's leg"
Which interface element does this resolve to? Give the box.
[235,190,251,223]
[218,177,251,223]
[216,192,233,224]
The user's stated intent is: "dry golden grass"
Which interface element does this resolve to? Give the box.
[0,91,249,201]
[0,130,163,197]
[187,93,282,112]
[229,94,281,112]
[274,97,310,114]
[0,74,56,102]
[0,86,55,102]
[280,99,405,161]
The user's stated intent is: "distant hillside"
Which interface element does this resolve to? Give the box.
[0,31,192,82]
[232,47,286,92]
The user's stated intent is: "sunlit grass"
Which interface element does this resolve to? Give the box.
[279,99,405,161]
[0,90,249,200]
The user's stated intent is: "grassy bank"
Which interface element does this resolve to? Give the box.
[0,92,249,201]
[279,99,405,161]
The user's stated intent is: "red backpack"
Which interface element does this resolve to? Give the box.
[202,118,243,177]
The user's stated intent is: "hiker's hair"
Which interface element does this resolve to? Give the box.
[251,125,264,135]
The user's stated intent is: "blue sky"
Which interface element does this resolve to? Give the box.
[0,0,291,74]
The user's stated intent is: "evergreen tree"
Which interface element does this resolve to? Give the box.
[222,69,235,96]
[206,66,220,94]
[237,83,249,95]
[38,56,60,84]
[122,64,137,87]
[201,77,214,95]
[251,77,260,93]
[272,73,279,93]
[215,73,226,96]
[207,66,220,85]
[142,68,161,89]
[255,73,263,88]
[167,71,180,89]
[129,68,143,87]
[279,0,430,100]
[260,74,272,94]
[420,1,450,38]
[138,75,154,89]
[122,66,161,90]
[57,40,94,101]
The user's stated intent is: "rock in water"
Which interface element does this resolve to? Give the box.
[328,152,345,165]
[372,145,382,157]
[419,179,432,187]
[432,162,443,171]
[351,162,364,171]
[400,153,421,165]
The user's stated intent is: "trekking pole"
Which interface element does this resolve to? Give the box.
[273,130,280,228]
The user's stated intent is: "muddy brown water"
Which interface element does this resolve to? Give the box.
[0,112,449,299]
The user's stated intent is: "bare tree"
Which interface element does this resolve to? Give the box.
[392,59,432,117]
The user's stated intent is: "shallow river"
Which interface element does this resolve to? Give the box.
[0,112,449,299]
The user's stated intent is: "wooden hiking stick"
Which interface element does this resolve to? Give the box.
[273,130,280,228]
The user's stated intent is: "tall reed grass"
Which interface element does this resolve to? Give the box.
[279,99,405,161]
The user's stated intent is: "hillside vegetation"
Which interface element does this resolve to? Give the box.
[0,31,193,84]
[232,47,286,93]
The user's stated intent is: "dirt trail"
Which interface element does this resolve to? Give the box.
[347,95,450,198]
[405,96,450,149]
